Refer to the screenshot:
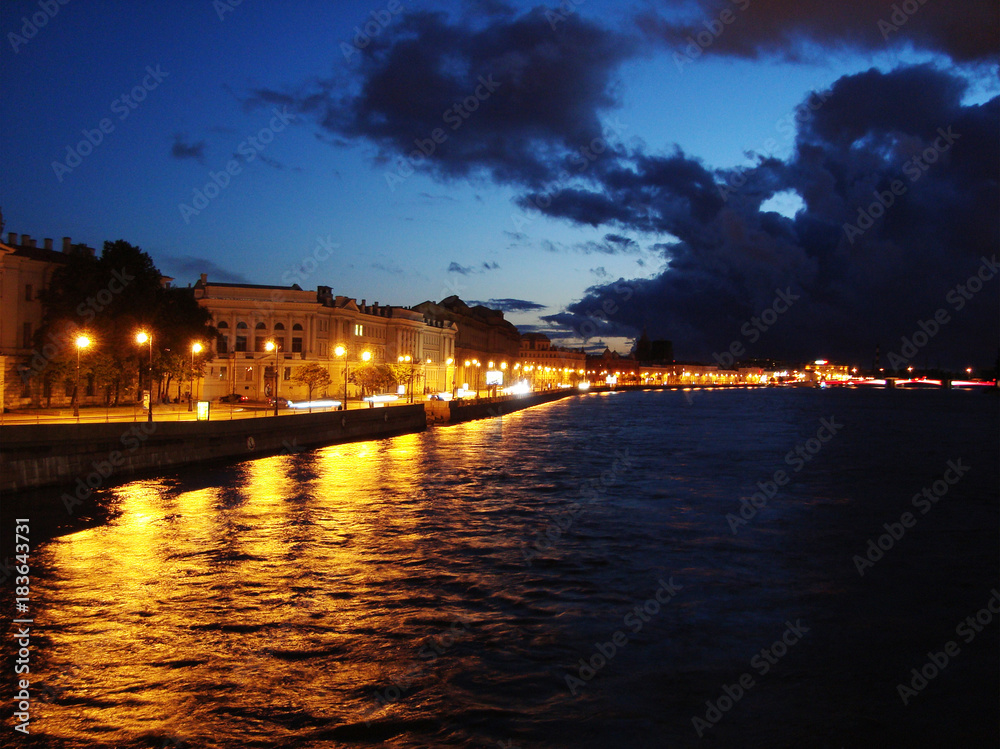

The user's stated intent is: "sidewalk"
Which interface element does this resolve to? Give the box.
[0,400,376,425]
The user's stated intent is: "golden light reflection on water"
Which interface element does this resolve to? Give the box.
[32,427,504,747]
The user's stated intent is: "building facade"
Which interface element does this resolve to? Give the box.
[518,333,586,389]
[192,277,456,403]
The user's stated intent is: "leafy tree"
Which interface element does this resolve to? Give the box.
[292,363,332,405]
[349,363,395,398]
[33,239,216,406]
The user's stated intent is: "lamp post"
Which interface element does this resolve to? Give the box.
[398,354,412,403]
[266,340,279,416]
[136,331,153,423]
[446,357,454,396]
[335,345,348,410]
[74,335,91,421]
[361,350,372,405]
[189,342,203,411]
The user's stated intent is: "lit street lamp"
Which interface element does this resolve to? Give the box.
[265,340,279,416]
[74,335,91,420]
[189,342,203,411]
[136,331,153,423]
[398,354,412,403]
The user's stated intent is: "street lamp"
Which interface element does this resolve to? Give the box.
[360,350,372,405]
[74,335,91,420]
[335,345,348,410]
[189,342,203,411]
[398,354,412,402]
[265,340,279,416]
[136,331,153,423]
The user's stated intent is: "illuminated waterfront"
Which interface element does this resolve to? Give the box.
[3,388,997,747]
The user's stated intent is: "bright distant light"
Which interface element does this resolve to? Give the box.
[364,394,399,403]
[501,381,531,395]
[814,359,828,365]
[290,400,340,409]
[578,381,591,390]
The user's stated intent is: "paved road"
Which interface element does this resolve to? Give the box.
[0,401,383,426]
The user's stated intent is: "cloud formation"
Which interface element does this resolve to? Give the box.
[469,297,547,312]
[170,135,207,164]
[245,5,997,365]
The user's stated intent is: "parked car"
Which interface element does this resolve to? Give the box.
[218,393,248,403]
[267,396,291,408]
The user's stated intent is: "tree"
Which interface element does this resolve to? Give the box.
[292,363,332,409]
[33,240,216,406]
[349,363,395,399]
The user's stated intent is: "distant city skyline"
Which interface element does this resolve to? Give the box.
[2,0,997,367]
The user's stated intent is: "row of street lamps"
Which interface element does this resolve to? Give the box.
[72,330,205,422]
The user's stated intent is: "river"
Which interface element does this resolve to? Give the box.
[2,387,997,747]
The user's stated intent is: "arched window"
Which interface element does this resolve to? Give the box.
[235,321,248,352]
[254,322,268,352]
[273,323,285,352]
[292,323,303,353]
[216,321,230,354]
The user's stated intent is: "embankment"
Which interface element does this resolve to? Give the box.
[0,405,426,494]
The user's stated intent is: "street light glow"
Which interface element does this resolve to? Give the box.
[192,342,203,354]
[75,335,91,349]
[136,331,149,345]
[361,350,372,362]
[335,345,346,357]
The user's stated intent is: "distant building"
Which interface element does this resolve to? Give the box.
[518,333,586,388]
[413,296,520,392]
[0,232,95,409]
[193,277,456,402]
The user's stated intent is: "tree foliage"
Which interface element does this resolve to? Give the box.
[292,363,332,401]
[349,363,396,398]
[33,240,216,405]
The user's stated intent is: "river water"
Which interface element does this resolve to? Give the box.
[2,388,998,748]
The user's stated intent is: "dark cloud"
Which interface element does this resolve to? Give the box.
[639,0,999,65]
[469,297,547,312]
[160,255,250,284]
[170,135,207,164]
[534,65,998,366]
[244,8,637,188]
[448,261,499,274]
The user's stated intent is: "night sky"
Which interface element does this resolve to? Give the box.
[3,0,997,366]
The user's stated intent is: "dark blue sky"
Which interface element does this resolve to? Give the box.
[3,0,997,366]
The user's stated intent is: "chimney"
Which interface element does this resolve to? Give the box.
[62,237,71,252]
[361,299,366,307]
[200,273,208,285]
[6,232,15,245]
[44,238,53,250]
[21,234,30,246]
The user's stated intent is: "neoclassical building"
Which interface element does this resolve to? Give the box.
[518,333,586,388]
[192,277,457,403]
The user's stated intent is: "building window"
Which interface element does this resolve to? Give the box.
[217,334,229,354]
[245,366,253,382]
[236,322,248,352]
[219,366,227,380]
[292,337,303,353]
[283,367,291,381]
[25,284,33,302]
[22,322,32,348]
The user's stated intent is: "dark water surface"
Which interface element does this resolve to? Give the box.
[2,388,998,748]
